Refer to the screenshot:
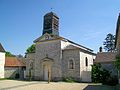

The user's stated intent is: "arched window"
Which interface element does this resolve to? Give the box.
[85,57,88,66]
[69,59,74,69]
[30,62,33,69]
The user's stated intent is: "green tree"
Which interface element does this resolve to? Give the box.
[26,44,35,53]
[91,63,110,83]
[115,54,120,71]
[115,54,120,83]
[5,51,15,57]
[103,33,115,52]
[91,63,102,83]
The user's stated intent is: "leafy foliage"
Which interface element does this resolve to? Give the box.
[115,54,120,71]
[105,76,118,86]
[115,53,120,83]
[103,33,115,52]
[91,63,110,83]
[5,51,15,57]
[92,63,118,86]
[63,77,76,83]
[26,44,35,53]
[91,63,102,83]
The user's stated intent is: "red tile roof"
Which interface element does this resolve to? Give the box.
[94,52,117,63]
[5,57,26,67]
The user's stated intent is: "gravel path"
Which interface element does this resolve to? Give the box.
[0,80,115,90]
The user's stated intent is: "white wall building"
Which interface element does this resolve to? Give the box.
[0,43,5,78]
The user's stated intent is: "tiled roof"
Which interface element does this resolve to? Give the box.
[0,43,5,52]
[63,45,79,50]
[5,57,26,67]
[44,12,59,19]
[34,33,94,53]
[94,52,117,63]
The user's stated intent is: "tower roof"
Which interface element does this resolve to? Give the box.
[44,12,59,19]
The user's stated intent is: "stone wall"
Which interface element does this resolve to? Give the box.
[0,52,5,78]
[116,27,120,50]
[62,49,80,81]
[5,67,19,78]
[34,40,62,81]
[25,53,35,79]
[25,38,95,82]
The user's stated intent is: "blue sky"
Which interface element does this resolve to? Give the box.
[0,0,120,55]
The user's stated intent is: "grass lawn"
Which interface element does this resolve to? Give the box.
[0,78,8,80]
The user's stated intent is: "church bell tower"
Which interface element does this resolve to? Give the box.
[42,12,59,36]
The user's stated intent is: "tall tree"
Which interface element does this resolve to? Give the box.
[26,44,35,53]
[103,33,115,52]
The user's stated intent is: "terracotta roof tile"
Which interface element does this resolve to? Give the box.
[94,52,117,63]
[5,57,26,67]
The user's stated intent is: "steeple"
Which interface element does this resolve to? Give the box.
[115,13,120,50]
[42,12,59,36]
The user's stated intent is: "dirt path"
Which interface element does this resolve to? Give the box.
[0,80,115,90]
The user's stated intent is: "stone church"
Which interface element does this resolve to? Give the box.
[26,12,96,82]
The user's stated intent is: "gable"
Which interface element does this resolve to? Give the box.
[0,43,5,52]
[34,33,63,43]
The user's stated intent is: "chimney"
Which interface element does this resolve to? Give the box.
[99,46,102,53]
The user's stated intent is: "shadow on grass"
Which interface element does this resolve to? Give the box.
[83,85,119,90]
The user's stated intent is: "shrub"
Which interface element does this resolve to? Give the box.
[15,73,19,79]
[105,76,118,86]
[91,63,111,83]
[63,77,76,83]
[91,63,119,86]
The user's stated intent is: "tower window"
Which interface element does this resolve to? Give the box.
[85,57,88,66]
[43,12,59,36]
[69,59,74,69]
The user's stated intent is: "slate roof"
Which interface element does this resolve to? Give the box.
[0,43,5,52]
[44,12,59,19]
[5,57,26,67]
[34,34,94,53]
[63,45,79,50]
[94,52,117,63]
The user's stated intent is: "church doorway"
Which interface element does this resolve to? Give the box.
[43,64,51,81]
[42,58,53,81]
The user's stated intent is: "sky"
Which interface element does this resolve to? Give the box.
[0,0,120,56]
